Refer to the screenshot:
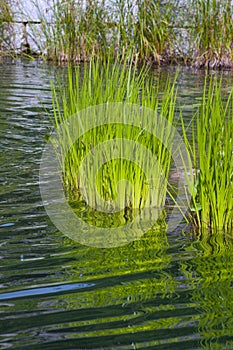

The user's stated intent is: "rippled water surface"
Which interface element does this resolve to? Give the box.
[0,60,233,350]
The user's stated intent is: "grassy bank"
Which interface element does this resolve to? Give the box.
[24,0,233,68]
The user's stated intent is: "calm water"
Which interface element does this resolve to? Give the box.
[0,60,233,350]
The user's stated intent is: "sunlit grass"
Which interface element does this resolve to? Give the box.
[49,56,232,235]
[182,77,233,234]
[50,56,177,215]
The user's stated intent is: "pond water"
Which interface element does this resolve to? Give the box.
[0,59,233,350]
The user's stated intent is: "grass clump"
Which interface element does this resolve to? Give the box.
[32,0,122,62]
[191,0,233,68]
[49,58,232,235]
[182,78,233,234]
[31,0,177,64]
[6,0,233,69]
[135,0,175,64]
[0,0,13,54]
[50,56,177,219]
[40,0,113,62]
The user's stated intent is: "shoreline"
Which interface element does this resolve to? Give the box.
[1,50,233,70]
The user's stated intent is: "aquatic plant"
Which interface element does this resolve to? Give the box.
[191,0,233,68]
[23,0,233,68]
[3,0,233,68]
[29,0,178,64]
[31,0,119,62]
[50,56,177,216]
[0,0,13,53]
[182,78,233,234]
[134,0,175,64]
[181,233,233,348]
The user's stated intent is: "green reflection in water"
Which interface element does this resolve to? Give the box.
[56,217,190,348]
[181,233,233,349]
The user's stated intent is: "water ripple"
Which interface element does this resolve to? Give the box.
[0,60,233,350]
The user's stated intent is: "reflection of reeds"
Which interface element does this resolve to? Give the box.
[181,233,233,348]
[182,77,233,234]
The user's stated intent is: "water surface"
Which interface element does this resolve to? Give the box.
[0,60,233,349]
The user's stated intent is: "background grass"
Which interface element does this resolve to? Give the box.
[22,0,232,67]
[182,77,233,234]
[191,0,233,68]
[0,0,13,53]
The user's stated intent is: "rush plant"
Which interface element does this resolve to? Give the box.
[134,0,175,63]
[0,0,13,53]
[28,0,178,64]
[50,56,177,214]
[182,77,233,234]
[191,0,233,68]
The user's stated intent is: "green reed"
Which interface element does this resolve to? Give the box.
[182,78,233,234]
[191,0,233,68]
[50,59,232,233]
[51,56,177,213]
[33,0,127,62]
[0,0,13,53]
[31,0,177,64]
[135,0,175,63]
[9,0,233,67]
[31,0,110,62]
